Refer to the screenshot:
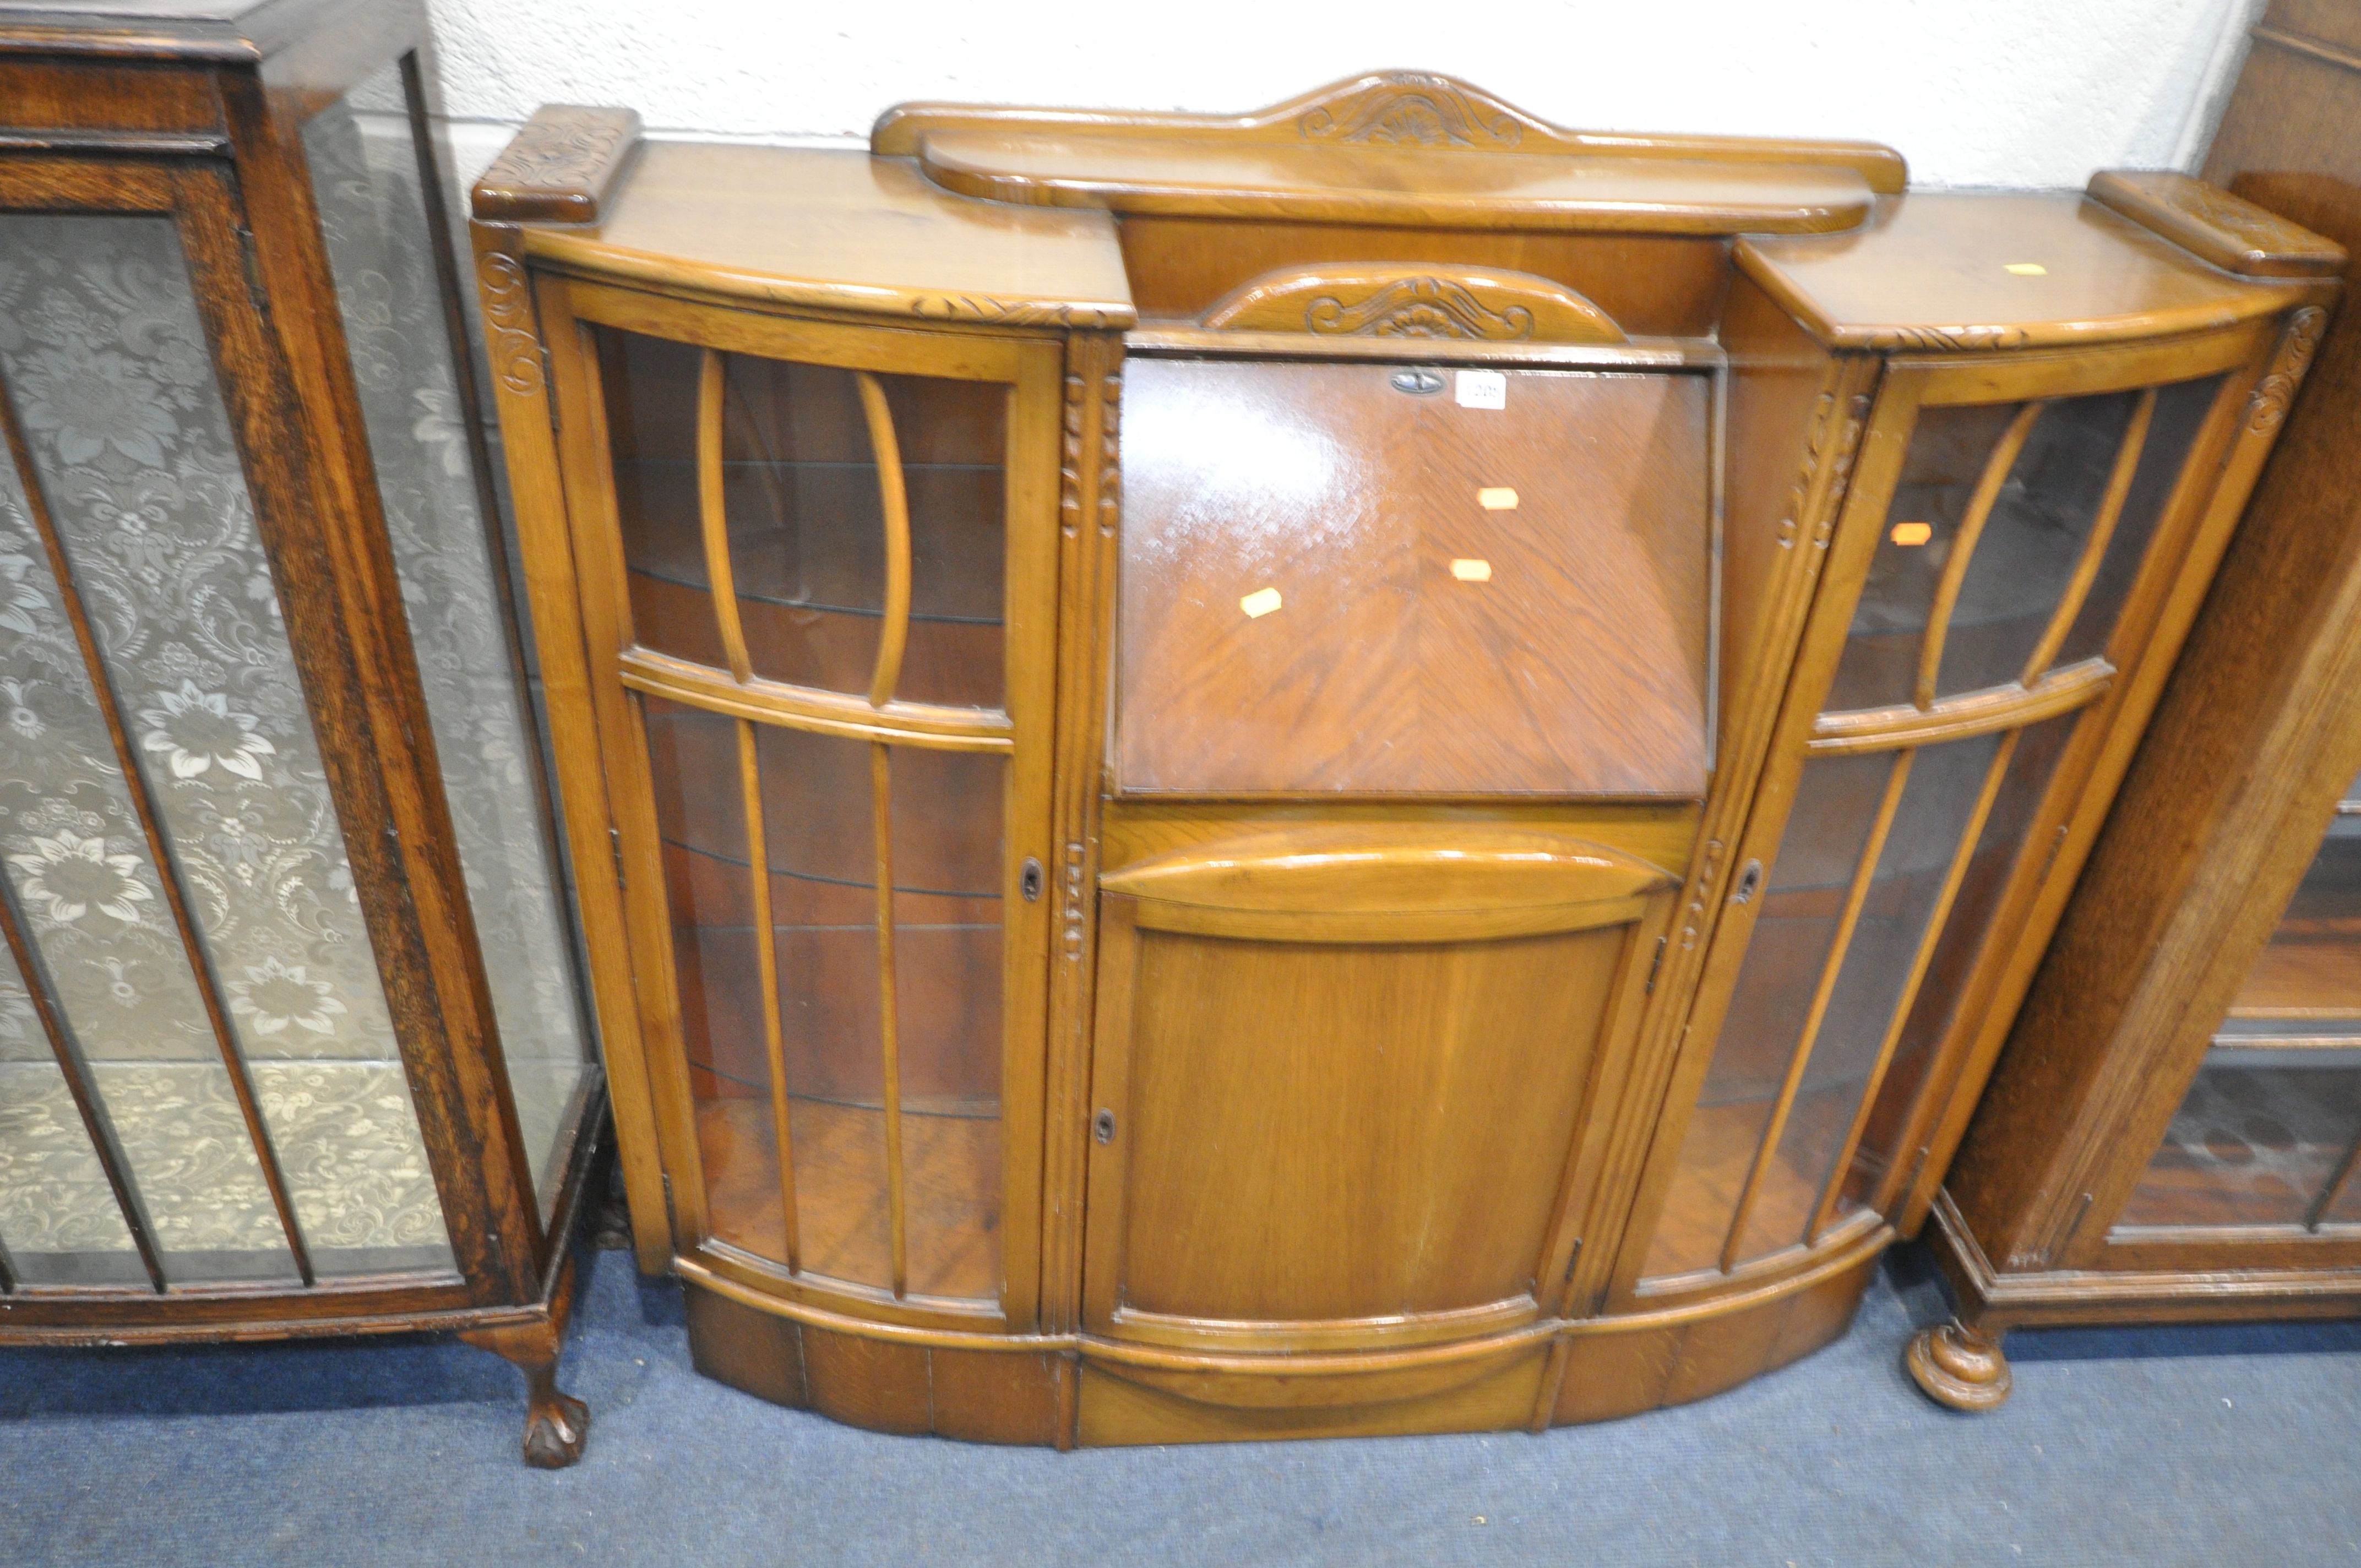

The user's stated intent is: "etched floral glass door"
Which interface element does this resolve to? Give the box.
[0,209,452,1286]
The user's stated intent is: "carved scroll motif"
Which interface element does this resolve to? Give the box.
[2246,305,2329,434]
[1772,385,1871,549]
[1297,73,1528,148]
[1309,276,1534,339]
[471,105,643,224]
[1859,325,2032,352]
[1097,372,1122,539]
[475,249,545,398]
[1679,839,1727,951]
[1201,264,1624,343]
[907,295,1125,329]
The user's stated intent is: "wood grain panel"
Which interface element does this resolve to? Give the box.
[1116,358,1708,796]
[1738,193,2326,353]
[916,129,1872,235]
[1117,217,1731,337]
[1076,1349,1546,1445]
[1085,830,1661,1341]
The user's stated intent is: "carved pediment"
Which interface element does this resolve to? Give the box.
[1201,264,1625,343]
[1292,73,1536,149]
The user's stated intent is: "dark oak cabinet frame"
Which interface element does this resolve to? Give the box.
[475,75,2335,1445]
[0,1,604,1466]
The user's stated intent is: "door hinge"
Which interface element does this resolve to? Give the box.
[1645,935,1666,995]
[1560,1235,1584,1287]
[660,1172,677,1236]
[610,825,627,889]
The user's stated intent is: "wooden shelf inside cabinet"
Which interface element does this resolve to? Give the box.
[0,0,606,1469]
[1910,3,2361,1414]
[472,68,2337,1450]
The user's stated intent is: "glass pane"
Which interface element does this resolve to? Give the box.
[644,699,1005,1302]
[0,213,449,1279]
[1842,712,2080,1210]
[2114,1049,2361,1231]
[304,74,591,1213]
[602,330,1007,710]
[1641,750,1890,1280]
[0,934,146,1286]
[2054,376,2222,668]
[1823,378,2221,714]
[877,741,1003,1301]
[1823,403,2021,713]
[2217,825,2361,1041]
[1728,733,2004,1264]
[1117,359,1709,795]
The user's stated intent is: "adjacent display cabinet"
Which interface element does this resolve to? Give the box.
[476,76,2335,1444]
[0,0,603,1463]
[1909,0,2361,1410]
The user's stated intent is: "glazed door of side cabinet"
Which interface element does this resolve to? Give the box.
[0,158,470,1291]
[1081,829,1675,1359]
[538,281,1062,1330]
[1628,330,2273,1294]
[2098,767,2361,1263]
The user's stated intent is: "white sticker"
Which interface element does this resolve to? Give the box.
[1455,370,1506,410]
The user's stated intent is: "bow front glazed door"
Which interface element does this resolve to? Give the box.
[536,282,1064,1332]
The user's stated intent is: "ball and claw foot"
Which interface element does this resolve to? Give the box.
[462,1281,590,1470]
[520,1362,591,1469]
[1906,1320,2012,1412]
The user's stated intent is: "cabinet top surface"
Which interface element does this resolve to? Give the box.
[913,130,1877,235]
[0,0,361,56]
[1738,192,2325,350]
[521,142,1138,328]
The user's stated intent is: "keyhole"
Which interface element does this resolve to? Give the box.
[1094,1109,1116,1145]
[1732,860,1764,905]
[1020,857,1043,901]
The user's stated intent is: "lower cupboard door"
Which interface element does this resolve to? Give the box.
[1076,826,1675,1409]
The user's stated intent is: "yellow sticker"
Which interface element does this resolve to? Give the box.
[2004,262,2048,276]
[1477,487,1520,510]
[1240,586,1283,618]
[1450,558,1493,582]
[1891,521,1934,546]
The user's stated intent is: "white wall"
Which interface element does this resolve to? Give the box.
[426,0,2265,191]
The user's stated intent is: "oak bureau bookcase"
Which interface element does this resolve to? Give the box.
[473,75,2335,1444]
[0,0,606,1464]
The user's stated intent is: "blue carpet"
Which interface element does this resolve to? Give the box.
[3,1240,2357,1567]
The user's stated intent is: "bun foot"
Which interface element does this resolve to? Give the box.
[1906,1320,2012,1412]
